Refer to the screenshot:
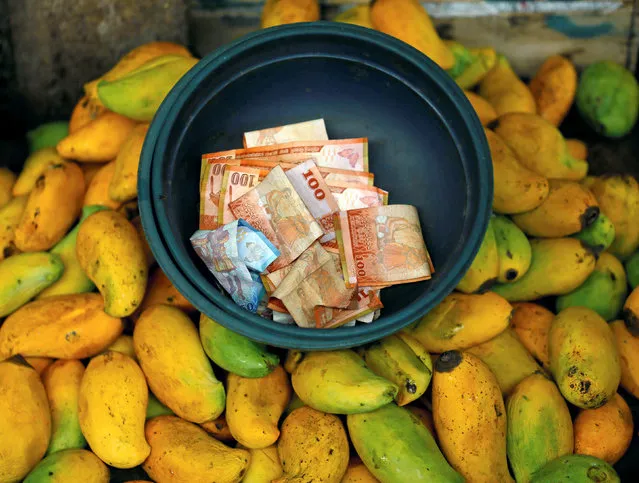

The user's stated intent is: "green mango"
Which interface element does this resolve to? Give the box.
[27,121,69,153]
[556,252,628,321]
[625,249,639,289]
[572,212,615,255]
[347,403,464,483]
[23,449,109,483]
[97,54,198,121]
[146,391,174,419]
[0,252,64,317]
[199,314,279,378]
[37,205,110,299]
[530,454,619,483]
[576,61,639,138]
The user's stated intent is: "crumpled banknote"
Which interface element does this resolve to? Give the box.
[190,219,279,313]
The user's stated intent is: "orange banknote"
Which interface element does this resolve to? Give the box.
[314,288,384,329]
[335,205,434,287]
[243,119,328,147]
[199,159,240,229]
[217,166,261,225]
[229,166,323,272]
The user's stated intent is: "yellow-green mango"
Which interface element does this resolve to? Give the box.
[530,454,619,482]
[23,449,109,483]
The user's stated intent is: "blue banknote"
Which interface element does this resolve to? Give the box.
[190,219,280,313]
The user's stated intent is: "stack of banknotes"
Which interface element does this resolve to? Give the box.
[192,119,435,329]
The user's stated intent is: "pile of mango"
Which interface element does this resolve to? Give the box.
[2,0,639,481]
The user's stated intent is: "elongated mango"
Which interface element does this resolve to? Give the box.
[479,55,536,116]
[348,403,463,483]
[276,407,349,483]
[56,112,137,163]
[370,0,454,70]
[37,205,110,299]
[107,334,136,361]
[200,314,279,378]
[549,307,621,409]
[226,365,291,448]
[133,304,225,423]
[98,55,199,122]
[507,373,573,483]
[574,392,633,465]
[530,454,620,482]
[0,195,28,261]
[456,216,499,293]
[492,238,596,302]
[241,445,283,483]
[291,350,398,414]
[610,320,639,398]
[109,123,149,202]
[572,211,615,255]
[510,302,554,369]
[137,266,195,314]
[42,360,87,454]
[467,328,543,395]
[0,293,123,360]
[359,334,432,406]
[14,161,85,252]
[23,449,109,483]
[83,161,121,210]
[76,210,148,317]
[0,167,15,208]
[464,91,497,126]
[78,351,150,468]
[334,5,373,29]
[408,291,512,353]
[69,95,107,134]
[432,351,513,483]
[261,0,320,28]
[143,415,250,483]
[0,252,64,317]
[25,357,54,375]
[12,147,66,197]
[0,356,51,483]
[529,55,577,127]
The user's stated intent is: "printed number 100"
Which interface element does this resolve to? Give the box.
[301,169,326,200]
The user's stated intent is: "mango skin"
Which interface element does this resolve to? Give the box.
[241,445,283,483]
[0,293,123,360]
[334,5,372,29]
[23,449,109,483]
[549,307,621,409]
[68,96,107,134]
[0,195,28,261]
[14,161,85,252]
[341,461,380,483]
[261,0,319,28]
[83,161,121,210]
[530,454,620,483]
[348,403,463,483]
[76,209,148,317]
[42,359,87,454]
[0,167,16,209]
[226,366,291,449]
[0,356,51,483]
[610,320,639,398]
[12,147,66,197]
[137,266,195,314]
[0,251,64,317]
[529,55,577,127]
[576,61,639,138]
[109,123,149,202]
[143,415,250,483]
[133,304,226,423]
[199,313,279,378]
[98,55,199,122]
[27,122,69,154]
[479,55,536,116]
[78,351,150,469]
[408,291,512,353]
[510,302,554,369]
[506,373,574,483]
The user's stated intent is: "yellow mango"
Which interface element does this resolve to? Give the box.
[464,90,497,126]
[84,41,192,106]
[80,163,103,189]
[69,95,107,134]
[109,123,149,202]
[23,449,109,483]
[42,359,87,454]
[25,356,54,375]
[275,406,349,483]
[107,334,137,361]
[407,291,512,353]
[370,0,454,70]
[133,304,225,423]
[574,392,633,465]
[143,415,250,483]
[200,414,235,444]
[0,195,28,261]
[341,461,380,483]
[130,215,156,267]
[241,445,284,483]
[486,128,550,215]
[0,356,51,483]
[406,405,435,437]
[610,320,639,398]
[432,351,513,483]
[83,161,121,210]
[76,210,148,317]
[529,55,577,127]
[510,302,554,369]
[566,139,588,161]
[226,365,291,449]
[78,351,150,468]
[0,293,123,360]
[14,161,85,252]
[467,328,543,395]
[137,266,194,315]
[334,5,373,29]
[56,112,137,163]
[12,147,66,197]
[0,167,16,208]
[549,306,621,409]
[479,55,536,116]
[261,0,320,28]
